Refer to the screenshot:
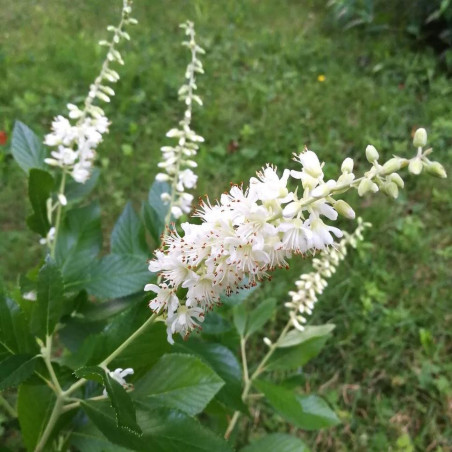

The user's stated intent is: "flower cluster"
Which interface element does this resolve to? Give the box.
[285,217,370,331]
[44,0,136,183]
[155,21,205,219]
[146,128,445,343]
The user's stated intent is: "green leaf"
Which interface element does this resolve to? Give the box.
[245,298,276,337]
[11,120,46,173]
[82,254,150,299]
[241,433,310,452]
[254,380,339,430]
[267,326,334,371]
[65,167,100,203]
[220,280,259,306]
[69,422,130,452]
[0,289,37,354]
[233,303,247,336]
[176,340,246,412]
[30,258,64,339]
[134,353,224,416]
[82,402,233,452]
[277,325,336,348]
[141,180,170,244]
[202,312,232,335]
[111,202,148,257]
[0,354,37,390]
[18,383,55,451]
[75,366,141,435]
[26,169,54,236]
[55,202,102,284]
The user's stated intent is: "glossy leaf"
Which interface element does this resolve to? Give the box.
[277,325,336,348]
[65,167,100,203]
[82,402,233,452]
[254,380,339,430]
[75,365,141,435]
[82,254,150,299]
[233,303,247,336]
[69,423,129,452]
[176,340,246,412]
[245,297,276,337]
[111,202,148,257]
[241,433,310,452]
[55,202,102,285]
[0,289,37,354]
[141,180,170,244]
[26,169,54,235]
[267,327,334,371]
[18,384,55,451]
[0,354,37,390]
[11,120,46,173]
[30,257,64,339]
[134,353,224,416]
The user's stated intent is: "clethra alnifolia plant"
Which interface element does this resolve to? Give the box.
[1,2,447,451]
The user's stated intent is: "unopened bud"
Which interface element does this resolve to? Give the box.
[408,158,423,175]
[413,128,427,148]
[311,183,331,198]
[334,200,356,219]
[263,337,272,347]
[381,157,401,175]
[365,145,379,163]
[382,181,398,199]
[58,194,67,206]
[426,161,447,179]
[358,178,378,196]
[341,157,354,174]
[388,173,404,188]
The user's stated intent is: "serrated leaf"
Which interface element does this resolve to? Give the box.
[0,354,37,390]
[176,340,246,412]
[11,120,46,173]
[254,380,340,430]
[69,422,130,452]
[18,384,55,451]
[240,433,310,452]
[81,254,150,299]
[82,402,233,452]
[245,298,276,337]
[30,258,64,339]
[26,169,54,235]
[65,167,100,203]
[75,366,141,435]
[141,180,170,244]
[233,303,247,336]
[277,325,336,348]
[55,202,102,284]
[111,202,148,257]
[134,353,224,416]
[0,289,37,354]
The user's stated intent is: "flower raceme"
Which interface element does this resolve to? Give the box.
[146,130,446,344]
[44,0,136,184]
[155,21,205,219]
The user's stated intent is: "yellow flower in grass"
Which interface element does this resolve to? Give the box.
[317,74,326,82]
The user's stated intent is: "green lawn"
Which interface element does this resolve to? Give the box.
[1,1,451,450]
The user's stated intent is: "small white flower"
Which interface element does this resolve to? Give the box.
[103,368,134,396]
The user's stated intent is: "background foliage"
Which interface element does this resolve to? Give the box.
[0,0,451,450]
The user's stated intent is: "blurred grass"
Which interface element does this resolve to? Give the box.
[0,0,451,450]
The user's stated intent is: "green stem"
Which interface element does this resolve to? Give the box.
[0,394,17,418]
[43,335,63,394]
[224,320,292,439]
[50,170,67,259]
[63,313,158,397]
[35,396,63,452]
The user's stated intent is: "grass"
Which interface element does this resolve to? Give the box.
[0,0,451,450]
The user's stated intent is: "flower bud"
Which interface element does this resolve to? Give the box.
[311,183,331,198]
[365,145,379,163]
[358,178,378,196]
[381,157,402,175]
[341,157,354,174]
[388,173,404,188]
[382,181,398,199]
[334,200,356,219]
[425,161,447,179]
[413,128,427,148]
[58,194,67,206]
[408,158,423,175]
[263,337,272,347]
